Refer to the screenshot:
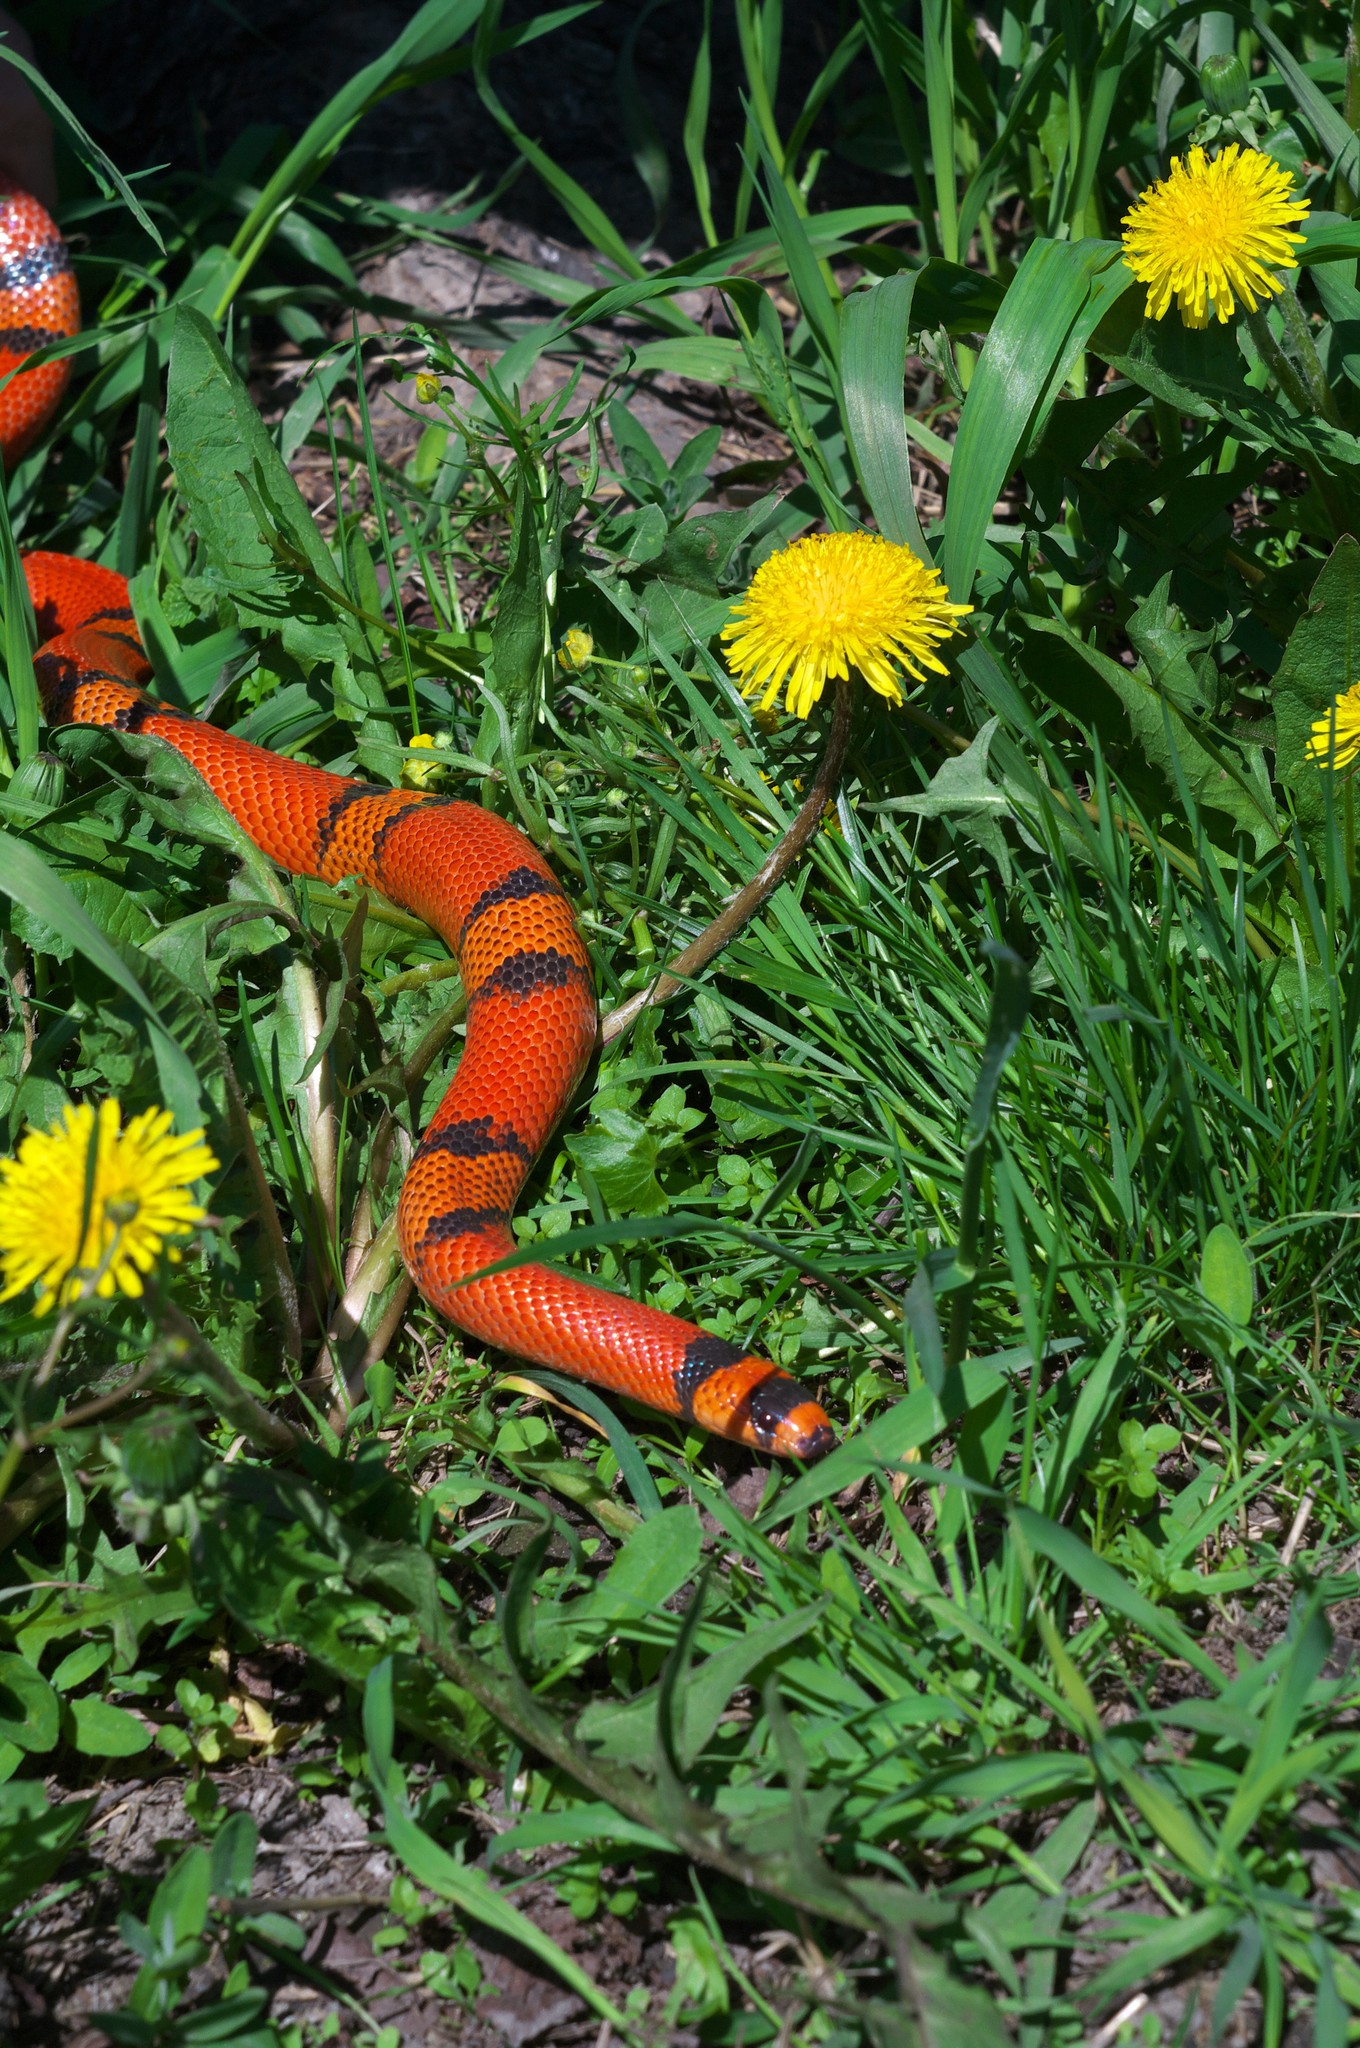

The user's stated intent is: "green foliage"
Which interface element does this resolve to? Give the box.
[4,2,1360,2044]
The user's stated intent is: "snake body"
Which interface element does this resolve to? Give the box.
[1,190,835,1458]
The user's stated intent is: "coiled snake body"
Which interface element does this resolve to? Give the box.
[1,190,834,1458]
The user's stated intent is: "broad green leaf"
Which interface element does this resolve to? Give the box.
[566,1104,669,1215]
[14,1567,198,1668]
[1023,612,1282,856]
[67,1696,153,1758]
[209,1811,259,1899]
[0,1652,59,1752]
[1199,1223,1254,1328]
[534,1505,703,1665]
[1126,574,1222,718]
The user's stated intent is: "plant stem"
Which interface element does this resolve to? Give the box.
[1246,298,1350,536]
[157,1302,298,1455]
[1246,302,1319,420]
[1274,284,1342,428]
[602,674,854,1046]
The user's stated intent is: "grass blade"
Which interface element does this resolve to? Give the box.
[840,273,929,554]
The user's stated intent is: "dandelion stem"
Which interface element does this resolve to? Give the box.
[1274,284,1342,428]
[602,674,854,1045]
[1245,303,1318,420]
[1246,303,1350,535]
[157,1302,298,1455]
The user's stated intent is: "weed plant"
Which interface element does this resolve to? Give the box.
[2,2,1360,2043]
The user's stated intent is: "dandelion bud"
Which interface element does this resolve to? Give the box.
[1200,52,1250,117]
[8,751,65,813]
[119,1410,207,1503]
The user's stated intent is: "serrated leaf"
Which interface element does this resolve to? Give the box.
[1024,613,1282,855]
[1126,573,1222,717]
[566,1105,669,1215]
[876,718,1015,884]
[1272,537,1360,833]
[165,307,377,711]
[0,831,206,1130]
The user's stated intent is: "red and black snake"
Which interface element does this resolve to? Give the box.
[0,189,835,1459]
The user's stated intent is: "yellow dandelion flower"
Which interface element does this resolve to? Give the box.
[1306,682,1360,770]
[720,531,971,720]
[555,627,595,674]
[402,731,451,791]
[0,1100,217,1315]
[1120,144,1309,329]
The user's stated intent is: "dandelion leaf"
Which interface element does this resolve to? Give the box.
[882,719,1017,884]
[1272,535,1360,830]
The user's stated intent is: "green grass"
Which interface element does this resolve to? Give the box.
[3,1,1360,2042]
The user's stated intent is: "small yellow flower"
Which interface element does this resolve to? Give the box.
[556,627,595,674]
[721,530,971,720]
[415,373,441,404]
[1306,683,1360,770]
[402,731,451,790]
[1120,144,1309,329]
[0,1100,218,1315]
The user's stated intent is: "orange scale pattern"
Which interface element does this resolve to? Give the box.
[7,197,835,1458]
[0,194,78,462]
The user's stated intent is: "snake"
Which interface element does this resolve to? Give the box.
[0,188,836,1459]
